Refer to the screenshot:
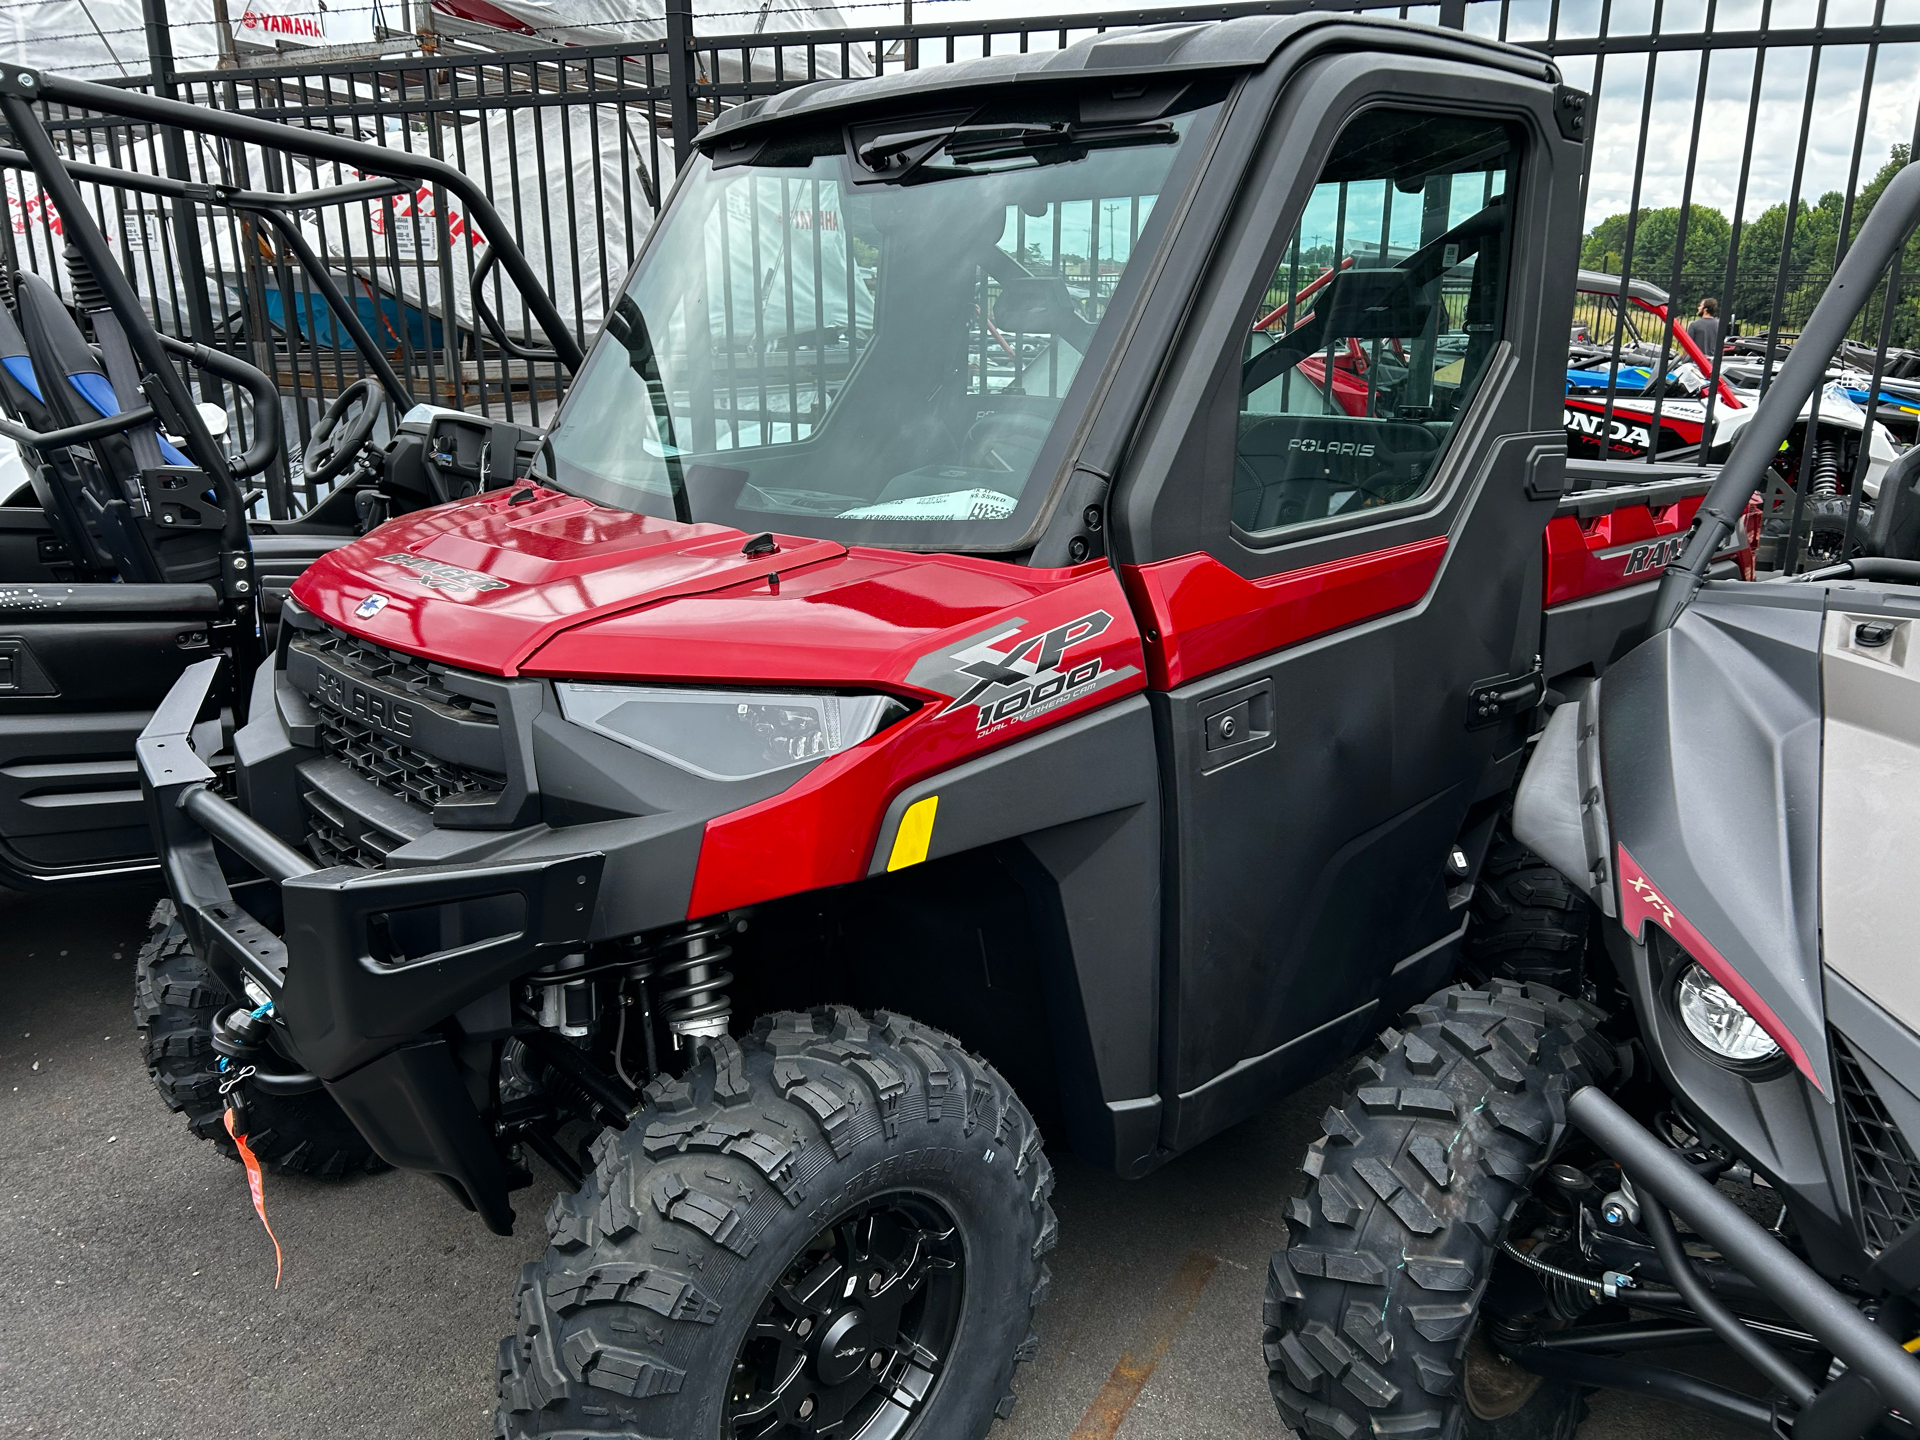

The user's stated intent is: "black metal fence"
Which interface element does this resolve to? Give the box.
[3,0,1918,513]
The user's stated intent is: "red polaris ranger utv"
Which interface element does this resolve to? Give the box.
[114,15,1745,1437]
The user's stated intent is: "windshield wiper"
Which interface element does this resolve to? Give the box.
[856,120,1175,176]
[944,121,1176,163]
[605,294,692,524]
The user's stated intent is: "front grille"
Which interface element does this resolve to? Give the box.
[301,625,493,717]
[305,800,400,870]
[301,624,505,819]
[315,709,503,812]
[1834,1033,1920,1254]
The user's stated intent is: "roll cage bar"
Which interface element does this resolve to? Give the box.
[0,145,423,412]
[0,58,582,673]
[1652,159,1920,630]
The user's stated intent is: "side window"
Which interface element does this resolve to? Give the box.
[1234,109,1518,536]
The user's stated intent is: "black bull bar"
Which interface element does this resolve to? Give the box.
[138,658,605,1233]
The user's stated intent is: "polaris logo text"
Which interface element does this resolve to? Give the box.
[1621,537,1686,575]
[1564,408,1652,451]
[314,668,414,740]
[1287,438,1375,456]
[940,611,1112,731]
[378,553,509,594]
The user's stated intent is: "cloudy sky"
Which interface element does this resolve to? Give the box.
[825,0,1918,233]
[17,0,1911,238]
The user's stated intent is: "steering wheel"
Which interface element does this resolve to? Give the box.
[962,411,1051,476]
[303,377,390,487]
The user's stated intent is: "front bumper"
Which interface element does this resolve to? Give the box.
[138,656,604,1232]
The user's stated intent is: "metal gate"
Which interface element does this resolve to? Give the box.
[3,0,1915,513]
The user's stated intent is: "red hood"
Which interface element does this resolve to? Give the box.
[519,545,1107,690]
[290,490,847,675]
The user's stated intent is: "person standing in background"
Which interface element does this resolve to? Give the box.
[1687,296,1725,361]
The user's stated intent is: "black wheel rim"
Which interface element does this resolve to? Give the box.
[1804,526,1848,566]
[726,1193,964,1439]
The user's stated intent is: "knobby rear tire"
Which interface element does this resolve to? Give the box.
[1464,830,1592,994]
[1263,981,1617,1440]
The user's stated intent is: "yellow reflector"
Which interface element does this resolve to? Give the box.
[887,795,939,871]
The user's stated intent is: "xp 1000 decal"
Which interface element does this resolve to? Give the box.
[907,610,1141,735]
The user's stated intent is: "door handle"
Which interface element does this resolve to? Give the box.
[1198,678,1274,772]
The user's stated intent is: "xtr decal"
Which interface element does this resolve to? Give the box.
[1615,841,1819,1090]
[1564,407,1653,451]
[378,553,509,593]
[915,610,1125,733]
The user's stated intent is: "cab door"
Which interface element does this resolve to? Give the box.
[1107,53,1583,1152]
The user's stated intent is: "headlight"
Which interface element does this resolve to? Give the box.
[555,682,910,781]
[1675,962,1782,1063]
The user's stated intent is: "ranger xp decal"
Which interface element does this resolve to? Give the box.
[1620,536,1687,575]
[377,553,509,594]
[908,610,1135,734]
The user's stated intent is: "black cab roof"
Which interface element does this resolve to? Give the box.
[699,14,1560,151]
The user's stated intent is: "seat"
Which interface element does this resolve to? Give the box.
[1866,445,1920,562]
[0,288,116,576]
[12,272,222,585]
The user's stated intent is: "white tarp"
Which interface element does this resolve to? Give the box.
[0,0,378,77]
[427,0,875,79]
[5,0,874,79]
[1,0,864,350]
[5,130,253,331]
[707,173,869,341]
[301,104,673,339]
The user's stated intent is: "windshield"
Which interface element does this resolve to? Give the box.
[546,95,1223,550]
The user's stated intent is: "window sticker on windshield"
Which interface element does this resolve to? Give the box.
[838,489,1018,521]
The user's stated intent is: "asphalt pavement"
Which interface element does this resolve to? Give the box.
[0,879,1769,1440]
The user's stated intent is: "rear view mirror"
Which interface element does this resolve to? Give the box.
[992,277,1082,334]
[1318,268,1431,340]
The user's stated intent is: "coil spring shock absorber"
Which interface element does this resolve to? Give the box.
[633,918,735,1052]
[1811,436,1843,497]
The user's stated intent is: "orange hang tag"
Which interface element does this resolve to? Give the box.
[224,1108,284,1288]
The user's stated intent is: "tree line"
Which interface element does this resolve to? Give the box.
[1580,145,1917,348]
